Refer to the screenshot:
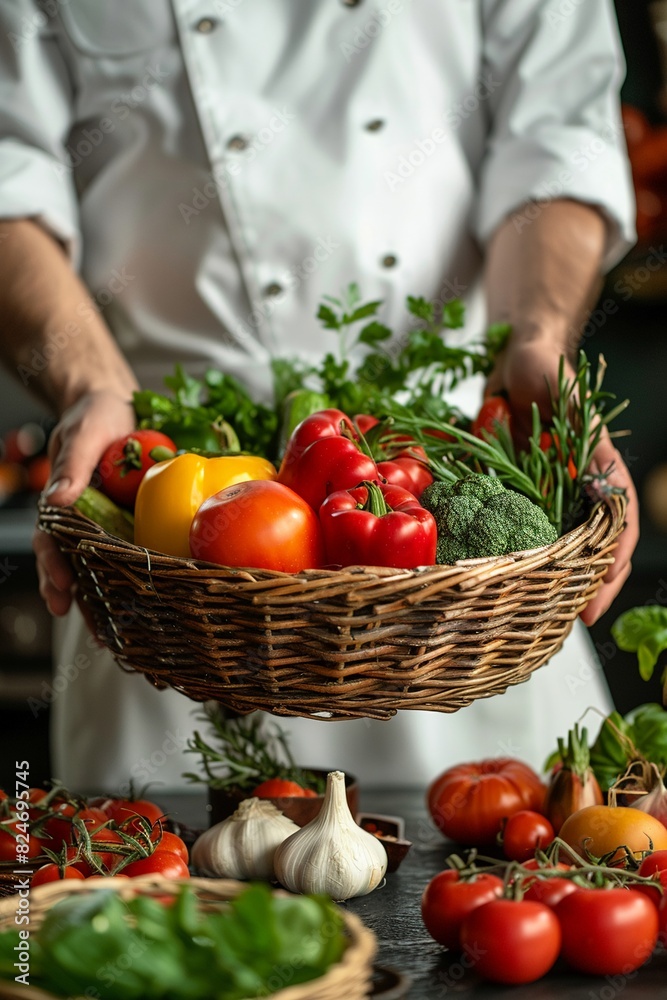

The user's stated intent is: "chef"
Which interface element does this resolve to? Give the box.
[0,0,637,791]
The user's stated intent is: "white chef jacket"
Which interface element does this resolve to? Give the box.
[0,0,635,792]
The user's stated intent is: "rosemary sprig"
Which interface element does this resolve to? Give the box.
[382,351,628,536]
[182,706,325,793]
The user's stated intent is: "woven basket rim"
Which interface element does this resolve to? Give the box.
[0,876,376,1000]
[38,492,626,586]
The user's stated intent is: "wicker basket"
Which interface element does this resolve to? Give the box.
[0,876,376,1000]
[38,494,626,721]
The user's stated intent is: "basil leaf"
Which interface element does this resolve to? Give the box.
[612,606,667,680]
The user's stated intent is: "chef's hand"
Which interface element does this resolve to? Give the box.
[33,391,136,615]
[485,337,638,626]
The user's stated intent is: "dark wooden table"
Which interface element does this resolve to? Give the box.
[161,789,667,999]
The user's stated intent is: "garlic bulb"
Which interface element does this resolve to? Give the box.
[274,770,387,899]
[191,797,299,879]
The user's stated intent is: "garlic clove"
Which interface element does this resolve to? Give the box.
[192,796,300,880]
[274,770,387,900]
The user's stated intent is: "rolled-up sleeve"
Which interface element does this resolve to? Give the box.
[0,1,78,259]
[475,0,636,270]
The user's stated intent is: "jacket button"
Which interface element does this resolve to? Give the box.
[381,254,398,268]
[365,119,385,132]
[227,135,249,151]
[195,17,218,33]
[264,282,284,297]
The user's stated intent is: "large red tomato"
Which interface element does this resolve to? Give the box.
[459,899,561,985]
[189,480,324,572]
[421,869,504,950]
[427,759,546,846]
[555,888,659,975]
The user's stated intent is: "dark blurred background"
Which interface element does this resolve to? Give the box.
[1,0,666,791]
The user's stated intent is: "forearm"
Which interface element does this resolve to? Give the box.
[484,199,608,355]
[0,219,138,414]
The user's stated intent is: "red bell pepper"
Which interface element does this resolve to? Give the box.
[319,479,437,569]
[278,409,378,510]
[354,414,434,498]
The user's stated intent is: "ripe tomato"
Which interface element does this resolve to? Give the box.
[120,850,190,879]
[471,396,511,440]
[460,899,561,984]
[639,850,667,877]
[421,870,504,950]
[555,887,659,975]
[559,805,667,865]
[523,876,581,908]
[0,821,46,861]
[31,864,86,887]
[149,830,189,864]
[427,759,545,846]
[101,798,165,828]
[42,802,78,847]
[98,430,176,508]
[189,480,325,572]
[252,779,317,799]
[502,811,555,862]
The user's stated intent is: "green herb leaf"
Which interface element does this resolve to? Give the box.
[612,606,667,681]
[357,321,392,346]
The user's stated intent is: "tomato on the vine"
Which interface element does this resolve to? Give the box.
[639,851,667,877]
[502,810,555,862]
[0,821,46,861]
[149,829,189,864]
[31,864,86,887]
[427,759,545,846]
[555,887,659,975]
[252,779,318,799]
[520,863,579,908]
[101,798,165,828]
[98,430,176,508]
[421,869,504,950]
[459,899,561,985]
[120,850,190,879]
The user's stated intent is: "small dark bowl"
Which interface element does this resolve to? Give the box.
[207,771,359,828]
[356,812,412,873]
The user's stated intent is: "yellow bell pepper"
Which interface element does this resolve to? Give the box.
[134,453,277,557]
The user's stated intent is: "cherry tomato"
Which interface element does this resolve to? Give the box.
[120,850,190,879]
[459,899,561,985]
[42,803,79,847]
[252,779,318,799]
[0,821,46,861]
[555,887,659,975]
[98,430,176,508]
[427,759,546,846]
[149,830,189,864]
[502,811,555,862]
[559,805,667,865]
[189,480,325,572]
[101,798,165,828]
[31,864,86,887]
[638,851,667,878]
[632,868,667,909]
[471,396,511,440]
[522,873,581,908]
[421,870,504,950]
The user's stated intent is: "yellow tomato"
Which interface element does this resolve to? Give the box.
[559,805,667,865]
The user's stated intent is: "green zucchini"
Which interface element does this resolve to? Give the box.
[74,487,135,542]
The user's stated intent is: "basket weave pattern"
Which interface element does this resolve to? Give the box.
[38,495,626,721]
[0,876,376,1000]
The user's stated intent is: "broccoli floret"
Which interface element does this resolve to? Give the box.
[421,474,557,564]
